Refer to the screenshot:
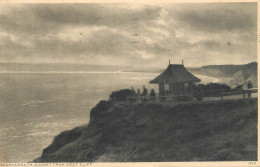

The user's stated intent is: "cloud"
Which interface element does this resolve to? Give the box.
[0,3,257,67]
[0,4,162,36]
[170,3,257,34]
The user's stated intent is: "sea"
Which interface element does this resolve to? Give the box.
[0,71,216,162]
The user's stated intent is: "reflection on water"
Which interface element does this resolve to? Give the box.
[0,72,159,162]
[0,72,216,162]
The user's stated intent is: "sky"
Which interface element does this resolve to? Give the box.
[0,3,257,68]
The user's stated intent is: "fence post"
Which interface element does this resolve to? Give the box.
[242,89,245,99]
[221,91,224,100]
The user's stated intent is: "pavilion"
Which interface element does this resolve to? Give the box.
[150,61,201,96]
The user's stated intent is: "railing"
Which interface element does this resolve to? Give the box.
[127,94,192,103]
[126,88,258,103]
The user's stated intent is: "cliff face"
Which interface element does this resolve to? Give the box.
[189,62,257,87]
[35,99,257,162]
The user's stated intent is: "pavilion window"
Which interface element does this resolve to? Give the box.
[164,84,170,91]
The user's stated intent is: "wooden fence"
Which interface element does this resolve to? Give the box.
[126,88,258,103]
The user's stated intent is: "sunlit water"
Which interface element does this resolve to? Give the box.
[0,72,215,162]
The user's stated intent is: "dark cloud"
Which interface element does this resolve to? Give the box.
[0,7,61,36]
[0,4,162,36]
[33,4,162,26]
[171,3,257,34]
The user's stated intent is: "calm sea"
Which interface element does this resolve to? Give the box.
[0,72,214,162]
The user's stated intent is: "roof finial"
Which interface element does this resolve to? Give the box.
[169,59,170,65]
[182,60,184,65]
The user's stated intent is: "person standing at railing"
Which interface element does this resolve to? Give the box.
[137,89,141,103]
[142,85,148,102]
[247,81,253,98]
[150,89,156,101]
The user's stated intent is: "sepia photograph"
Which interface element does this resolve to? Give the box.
[0,1,258,163]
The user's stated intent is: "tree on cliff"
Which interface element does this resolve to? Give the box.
[109,89,133,101]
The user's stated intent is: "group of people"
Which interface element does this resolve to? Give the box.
[130,86,156,102]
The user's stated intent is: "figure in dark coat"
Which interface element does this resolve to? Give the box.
[142,85,148,102]
[150,89,156,101]
[247,81,253,98]
[137,89,141,103]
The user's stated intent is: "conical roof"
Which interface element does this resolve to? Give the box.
[150,64,201,83]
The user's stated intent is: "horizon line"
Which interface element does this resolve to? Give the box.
[0,61,256,68]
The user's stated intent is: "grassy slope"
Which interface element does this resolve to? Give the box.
[36,98,257,162]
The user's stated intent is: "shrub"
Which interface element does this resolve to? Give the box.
[194,90,203,101]
[233,84,243,91]
[193,83,231,97]
[109,89,133,101]
[195,94,203,101]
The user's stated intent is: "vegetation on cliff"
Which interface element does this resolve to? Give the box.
[35,98,257,162]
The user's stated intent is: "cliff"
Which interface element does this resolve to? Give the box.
[188,62,257,87]
[35,99,257,162]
